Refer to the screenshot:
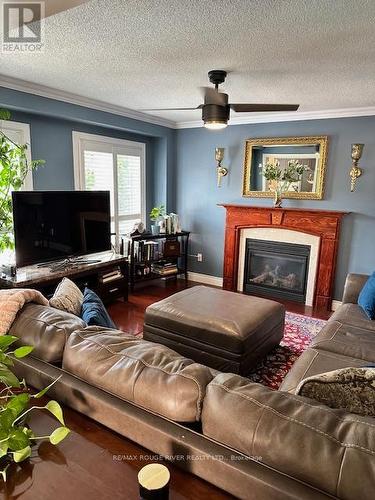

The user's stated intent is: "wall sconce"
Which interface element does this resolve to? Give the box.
[350,143,364,192]
[215,147,228,187]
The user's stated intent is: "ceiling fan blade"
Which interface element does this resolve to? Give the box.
[201,87,228,106]
[230,103,300,112]
[141,106,202,111]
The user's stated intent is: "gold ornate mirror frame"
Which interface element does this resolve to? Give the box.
[242,136,328,200]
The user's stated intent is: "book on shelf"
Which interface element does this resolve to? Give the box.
[160,213,181,235]
[100,266,124,283]
[151,261,178,276]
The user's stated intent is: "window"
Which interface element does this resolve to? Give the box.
[73,132,146,248]
[0,120,33,190]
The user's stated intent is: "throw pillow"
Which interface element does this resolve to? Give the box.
[49,277,83,316]
[296,367,375,416]
[81,287,116,328]
[358,271,375,320]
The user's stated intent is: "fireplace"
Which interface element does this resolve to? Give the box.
[220,205,348,310]
[243,239,310,303]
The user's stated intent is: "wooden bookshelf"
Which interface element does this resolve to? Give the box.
[128,232,190,291]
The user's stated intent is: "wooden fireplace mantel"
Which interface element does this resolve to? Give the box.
[219,204,349,310]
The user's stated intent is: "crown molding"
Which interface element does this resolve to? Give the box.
[0,75,177,129]
[1,75,375,130]
[176,106,375,129]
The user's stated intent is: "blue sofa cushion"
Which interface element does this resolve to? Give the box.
[81,288,116,328]
[358,272,375,320]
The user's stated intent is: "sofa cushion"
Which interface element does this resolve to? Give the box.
[279,347,370,393]
[358,272,375,319]
[202,372,375,500]
[9,303,86,363]
[296,367,375,416]
[329,303,375,331]
[49,277,83,316]
[81,288,116,328]
[62,328,214,422]
[311,320,375,362]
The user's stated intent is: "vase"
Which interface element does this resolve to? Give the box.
[151,224,160,236]
[273,188,283,208]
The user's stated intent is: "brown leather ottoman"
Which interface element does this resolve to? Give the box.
[143,286,285,375]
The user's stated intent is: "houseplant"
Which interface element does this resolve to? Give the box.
[149,204,165,235]
[0,335,70,481]
[259,159,307,208]
[0,108,44,252]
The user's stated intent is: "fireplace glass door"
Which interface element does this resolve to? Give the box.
[243,239,310,303]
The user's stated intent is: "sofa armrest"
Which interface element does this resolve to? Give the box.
[202,373,375,500]
[342,273,369,304]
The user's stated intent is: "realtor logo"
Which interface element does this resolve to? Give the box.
[2,1,44,52]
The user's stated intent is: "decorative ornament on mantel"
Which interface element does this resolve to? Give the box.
[259,160,308,208]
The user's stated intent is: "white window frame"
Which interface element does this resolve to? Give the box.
[0,119,33,190]
[72,131,146,243]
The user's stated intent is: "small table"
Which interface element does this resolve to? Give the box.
[0,400,234,500]
[0,250,128,303]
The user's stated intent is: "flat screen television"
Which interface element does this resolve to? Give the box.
[12,191,111,268]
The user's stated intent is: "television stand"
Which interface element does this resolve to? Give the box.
[37,256,102,272]
[0,250,128,304]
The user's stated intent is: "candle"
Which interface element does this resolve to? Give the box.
[138,463,170,500]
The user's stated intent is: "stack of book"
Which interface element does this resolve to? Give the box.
[100,266,124,284]
[151,261,178,276]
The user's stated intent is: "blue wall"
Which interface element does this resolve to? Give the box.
[2,85,374,300]
[0,87,176,216]
[176,117,375,300]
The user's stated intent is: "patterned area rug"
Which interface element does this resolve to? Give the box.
[248,312,327,390]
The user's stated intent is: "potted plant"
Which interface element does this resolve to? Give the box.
[0,335,70,481]
[0,108,44,252]
[259,159,308,208]
[149,204,165,235]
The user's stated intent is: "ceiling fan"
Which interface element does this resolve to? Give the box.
[144,70,299,129]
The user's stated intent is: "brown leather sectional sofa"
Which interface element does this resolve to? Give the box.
[9,274,375,499]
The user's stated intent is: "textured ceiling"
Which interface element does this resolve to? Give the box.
[1,0,375,125]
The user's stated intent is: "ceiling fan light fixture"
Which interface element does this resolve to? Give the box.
[202,103,229,130]
[204,120,228,130]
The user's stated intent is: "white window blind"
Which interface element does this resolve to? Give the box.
[73,132,146,249]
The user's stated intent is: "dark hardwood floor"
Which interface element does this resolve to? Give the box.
[0,398,233,500]
[108,279,331,332]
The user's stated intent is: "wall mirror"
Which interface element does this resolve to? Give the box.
[242,136,328,199]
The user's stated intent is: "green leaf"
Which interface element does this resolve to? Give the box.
[0,336,18,350]
[23,427,35,440]
[0,352,14,366]
[6,393,30,417]
[33,375,62,399]
[8,428,30,451]
[0,364,20,388]
[0,109,11,120]
[13,346,34,358]
[45,400,65,425]
[0,440,8,458]
[49,426,70,445]
[13,445,31,463]
[0,408,17,431]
